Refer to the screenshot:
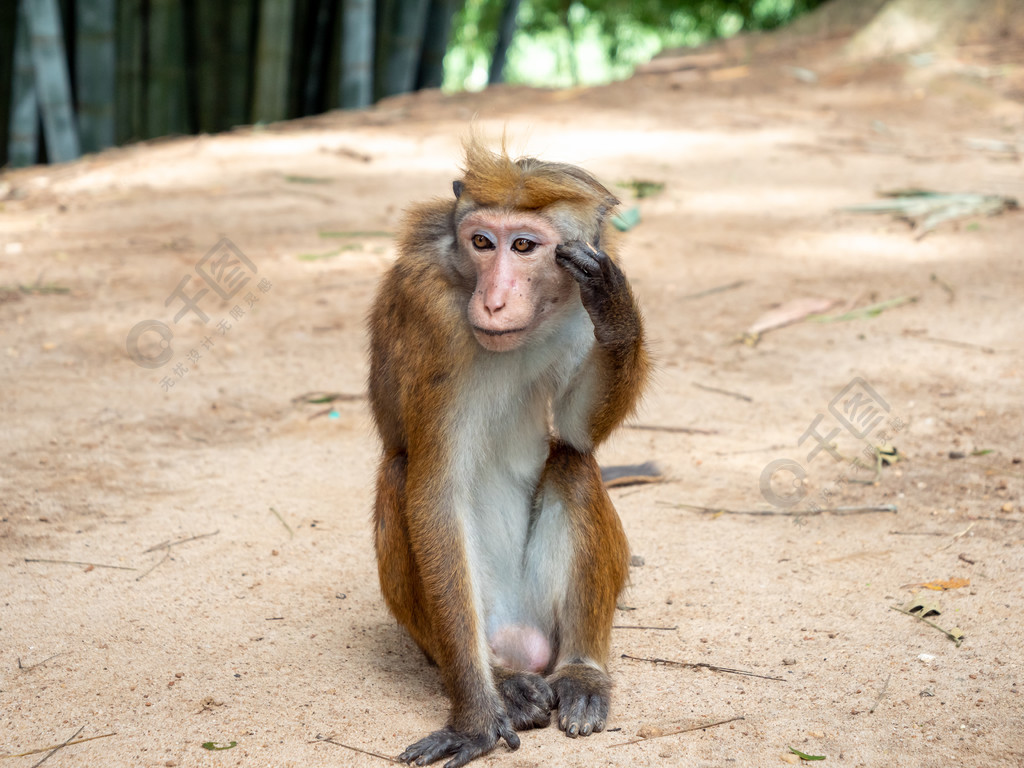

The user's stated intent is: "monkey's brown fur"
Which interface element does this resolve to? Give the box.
[368,139,649,767]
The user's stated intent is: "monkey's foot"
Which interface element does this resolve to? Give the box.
[548,662,611,738]
[398,720,519,768]
[495,669,554,730]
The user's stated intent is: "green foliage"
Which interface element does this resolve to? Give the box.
[444,0,827,91]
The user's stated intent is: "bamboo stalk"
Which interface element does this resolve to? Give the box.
[340,0,375,107]
[252,0,296,123]
[147,0,188,137]
[76,0,117,152]
[7,1,38,167]
[115,0,145,143]
[380,0,430,97]
[27,0,81,162]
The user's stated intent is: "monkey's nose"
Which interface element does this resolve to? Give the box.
[484,291,506,315]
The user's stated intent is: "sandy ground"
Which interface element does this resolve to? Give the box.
[2,31,1023,768]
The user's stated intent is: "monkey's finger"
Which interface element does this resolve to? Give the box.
[555,242,602,283]
[499,723,521,751]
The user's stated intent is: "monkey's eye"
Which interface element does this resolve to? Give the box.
[471,234,494,250]
[512,238,537,254]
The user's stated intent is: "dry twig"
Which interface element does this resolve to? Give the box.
[868,673,892,714]
[664,503,897,517]
[622,654,785,681]
[3,732,115,760]
[692,382,753,402]
[143,530,219,554]
[310,735,399,762]
[26,726,84,768]
[16,653,65,671]
[626,424,717,435]
[135,551,170,582]
[609,715,745,747]
[23,559,136,571]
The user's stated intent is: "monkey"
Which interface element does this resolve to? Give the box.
[367,138,650,768]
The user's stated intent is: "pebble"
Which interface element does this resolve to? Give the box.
[918,653,936,663]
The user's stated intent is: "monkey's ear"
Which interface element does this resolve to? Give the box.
[452,180,465,200]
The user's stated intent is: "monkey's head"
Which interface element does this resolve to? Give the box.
[450,140,619,353]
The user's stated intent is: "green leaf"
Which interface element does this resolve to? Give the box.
[283,175,333,184]
[611,207,641,232]
[788,746,826,761]
[201,741,237,751]
[619,179,664,199]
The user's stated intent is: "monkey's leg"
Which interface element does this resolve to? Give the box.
[390,459,519,767]
[541,441,629,738]
[373,450,437,662]
[493,667,554,730]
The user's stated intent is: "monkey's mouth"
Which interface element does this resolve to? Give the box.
[472,325,527,337]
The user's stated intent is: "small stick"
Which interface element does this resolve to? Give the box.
[692,382,753,402]
[931,522,974,555]
[135,551,170,582]
[5,732,116,759]
[310,736,399,763]
[626,424,717,435]
[680,280,747,301]
[890,530,946,536]
[958,553,976,565]
[29,726,84,768]
[614,625,678,631]
[17,653,65,671]
[890,606,964,647]
[920,336,995,354]
[868,673,892,713]
[966,515,1023,524]
[622,654,785,681]
[609,715,745,747]
[269,507,294,539]
[665,503,897,516]
[142,530,219,553]
[23,559,136,571]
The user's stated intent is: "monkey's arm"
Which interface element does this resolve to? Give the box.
[553,241,650,446]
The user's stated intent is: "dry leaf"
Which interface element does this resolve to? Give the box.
[742,297,836,345]
[904,596,942,617]
[921,578,970,591]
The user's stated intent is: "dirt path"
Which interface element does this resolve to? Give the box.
[2,35,1022,768]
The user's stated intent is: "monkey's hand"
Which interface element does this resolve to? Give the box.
[548,663,611,738]
[555,241,640,352]
[398,715,519,768]
[495,669,555,730]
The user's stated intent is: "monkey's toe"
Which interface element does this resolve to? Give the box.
[550,664,611,738]
[497,671,554,730]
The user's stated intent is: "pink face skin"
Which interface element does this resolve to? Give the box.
[459,210,574,353]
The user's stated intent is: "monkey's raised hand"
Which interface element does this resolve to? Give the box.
[555,241,640,351]
[397,716,519,768]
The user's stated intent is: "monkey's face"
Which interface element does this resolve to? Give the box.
[458,210,575,353]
